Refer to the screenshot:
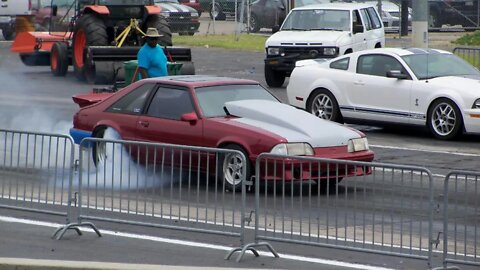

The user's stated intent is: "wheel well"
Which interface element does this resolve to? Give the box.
[427,97,465,126]
[344,49,353,54]
[375,43,382,48]
[92,125,108,138]
[306,87,332,109]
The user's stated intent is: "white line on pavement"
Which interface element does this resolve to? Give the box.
[370,144,480,157]
[0,215,395,270]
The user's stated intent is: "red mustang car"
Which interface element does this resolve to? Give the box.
[70,76,374,191]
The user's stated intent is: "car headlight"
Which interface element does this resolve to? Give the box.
[270,143,314,156]
[323,47,337,56]
[347,138,369,153]
[473,98,480,109]
[191,11,199,18]
[267,47,280,56]
[161,12,170,18]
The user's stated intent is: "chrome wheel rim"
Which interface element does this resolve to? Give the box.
[95,141,107,165]
[212,5,219,18]
[249,16,257,31]
[312,94,333,120]
[223,152,244,186]
[431,102,456,136]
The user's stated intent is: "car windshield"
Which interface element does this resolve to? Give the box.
[402,53,480,80]
[155,0,178,3]
[195,84,279,118]
[281,9,350,31]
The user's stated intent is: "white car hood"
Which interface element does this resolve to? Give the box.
[427,76,480,95]
[225,100,361,147]
[266,30,349,47]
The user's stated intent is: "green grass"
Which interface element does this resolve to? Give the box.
[453,30,480,46]
[172,34,267,52]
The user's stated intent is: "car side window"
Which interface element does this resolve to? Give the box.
[146,87,194,120]
[107,83,155,115]
[330,57,350,70]
[352,10,363,28]
[357,55,406,77]
[360,8,372,31]
[367,7,382,29]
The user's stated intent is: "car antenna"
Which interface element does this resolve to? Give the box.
[223,106,231,116]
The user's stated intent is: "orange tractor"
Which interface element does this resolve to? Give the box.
[11,0,194,84]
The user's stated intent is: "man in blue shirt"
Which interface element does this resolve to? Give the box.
[138,28,168,78]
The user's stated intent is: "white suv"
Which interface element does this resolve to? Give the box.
[264,2,385,87]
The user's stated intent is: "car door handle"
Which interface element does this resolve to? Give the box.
[138,121,149,127]
[353,81,364,85]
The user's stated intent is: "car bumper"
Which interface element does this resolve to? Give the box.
[169,21,200,33]
[257,150,375,181]
[463,109,480,134]
[70,128,92,145]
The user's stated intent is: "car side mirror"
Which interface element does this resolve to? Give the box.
[353,24,364,34]
[272,25,280,33]
[52,5,58,17]
[181,112,198,123]
[386,70,408,80]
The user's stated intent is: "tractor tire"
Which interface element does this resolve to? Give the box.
[50,42,69,77]
[179,62,195,75]
[2,28,14,40]
[144,15,172,47]
[72,14,108,81]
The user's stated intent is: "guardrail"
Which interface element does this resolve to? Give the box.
[441,171,480,268]
[0,129,75,221]
[54,137,251,253]
[453,47,480,69]
[1,129,480,269]
[234,154,435,267]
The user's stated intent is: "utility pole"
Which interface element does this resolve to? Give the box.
[412,0,428,48]
[400,0,409,36]
[377,0,382,21]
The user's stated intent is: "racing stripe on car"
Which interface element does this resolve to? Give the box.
[340,106,425,119]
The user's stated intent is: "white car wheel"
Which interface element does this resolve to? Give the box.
[307,89,342,123]
[428,99,462,140]
[219,144,251,192]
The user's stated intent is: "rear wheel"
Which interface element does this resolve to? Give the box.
[218,144,251,192]
[2,28,14,40]
[92,128,107,167]
[317,177,343,193]
[144,14,172,46]
[210,3,226,21]
[50,42,68,76]
[72,14,108,81]
[307,89,342,123]
[264,65,285,87]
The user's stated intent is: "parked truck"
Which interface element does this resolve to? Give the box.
[0,0,31,40]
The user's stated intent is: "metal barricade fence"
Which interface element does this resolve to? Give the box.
[453,47,480,69]
[0,129,75,221]
[55,137,248,250]
[235,154,436,266]
[441,171,480,268]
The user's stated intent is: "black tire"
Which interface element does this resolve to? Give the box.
[429,9,441,28]
[317,177,343,193]
[179,61,195,75]
[50,42,68,77]
[144,14,172,46]
[264,65,285,87]
[249,14,260,33]
[307,89,342,123]
[210,3,225,21]
[218,144,252,192]
[2,29,14,40]
[427,98,463,140]
[92,128,107,167]
[72,14,108,81]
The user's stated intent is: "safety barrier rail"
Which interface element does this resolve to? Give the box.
[441,171,480,268]
[453,47,480,69]
[0,129,75,221]
[235,154,436,267]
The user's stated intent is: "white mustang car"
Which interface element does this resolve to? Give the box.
[287,48,480,140]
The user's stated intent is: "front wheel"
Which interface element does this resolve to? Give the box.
[427,99,463,140]
[307,89,342,123]
[50,42,68,76]
[218,144,251,192]
[264,65,285,87]
[248,14,260,33]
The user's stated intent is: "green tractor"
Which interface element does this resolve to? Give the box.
[14,0,194,84]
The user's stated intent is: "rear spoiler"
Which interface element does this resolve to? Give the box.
[72,92,114,108]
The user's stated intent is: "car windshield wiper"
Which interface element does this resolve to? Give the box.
[283,28,308,31]
[309,28,343,31]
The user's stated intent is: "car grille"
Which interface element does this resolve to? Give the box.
[169,12,192,22]
[282,47,337,59]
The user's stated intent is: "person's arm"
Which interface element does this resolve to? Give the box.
[139,67,149,79]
